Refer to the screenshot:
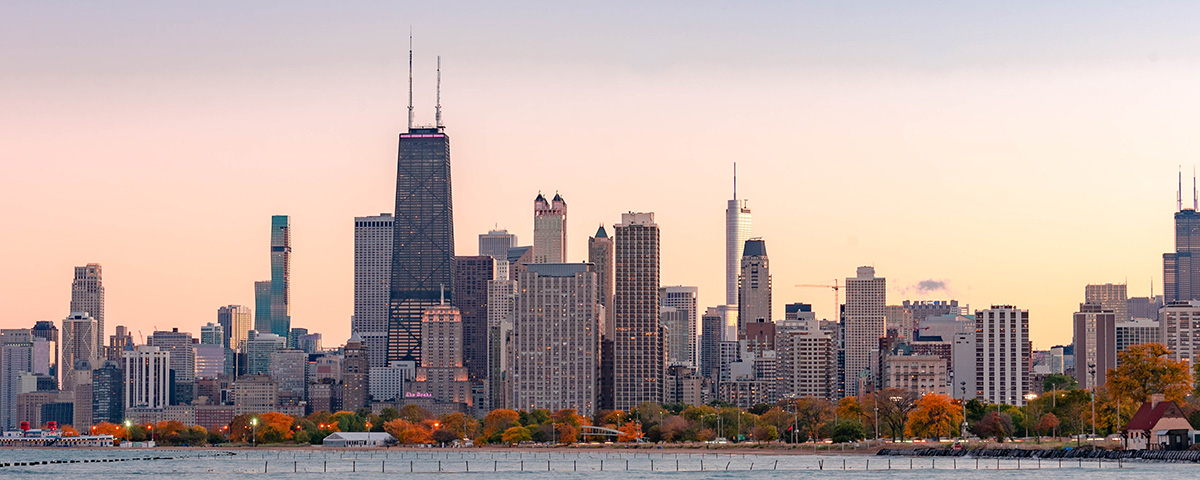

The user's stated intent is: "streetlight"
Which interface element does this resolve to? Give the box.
[1088,364,1097,439]
[959,382,967,440]
[251,417,258,447]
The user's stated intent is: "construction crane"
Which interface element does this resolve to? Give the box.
[795,280,841,321]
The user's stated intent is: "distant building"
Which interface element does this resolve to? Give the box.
[478,229,517,259]
[217,305,252,350]
[1164,208,1200,303]
[737,239,771,338]
[1073,303,1116,389]
[588,226,615,337]
[726,175,752,306]
[70,264,105,356]
[700,307,724,381]
[1159,301,1200,364]
[354,213,393,369]
[844,267,885,397]
[664,365,704,406]
[1086,283,1128,322]
[1,329,33,429]
[200,323,223,346]
[61,313,98,393]
[533,193,567,263]
[91,360,123,424]
[30,321,58,383]
[1128,296,1164,321]
[147,328,196,404]
[267,215,292,337]
[883,353,948,396]
[1116,318,1160,357]
[231,375,278,415]
[269,349,308,404]
[455,255,494,381]
[244,331,286,376]
[341,333,370,411]
[368,360,415,402]
[776,317,835,401]
[71,360,93,428]
[406,305,471,410]
[974,305,1031,405]
[661,286,698,367]
[123,345,170,410]
[486,260,517,411]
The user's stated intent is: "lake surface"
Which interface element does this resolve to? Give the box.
[0,448,1192,479]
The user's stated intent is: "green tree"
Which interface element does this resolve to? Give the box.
[331,411,366,432]
[501,426,531,444]
[1043,373,1077,393]
[831,421,866,443]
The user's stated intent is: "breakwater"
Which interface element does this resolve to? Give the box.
[879,447,1200,462]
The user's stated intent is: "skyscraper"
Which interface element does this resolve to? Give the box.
[147,328,196,405]
[70,263,105,355]
[974,305,1031,405]
[91,360,124,425]
[726,166,752,306]
[30,321,58,384]
[700,307,724,381]
[217,305,252,351]
[61,312,98,393]
[407,304,471,408]
[1073,303,1116,389]
[388,125,455,364]
[200,322,224,346]
[1159,301,1200,364]
[487,259,518,410]
[341,332,370,410]
[269,215,292,337]
[513,263,600,415]
[737,238,771,337]
[454,255,494,381]
[354,213,394,368]
[123,345,170,410]
[1164,175,1200,303]
[660,286,699,367]
[589,225,615,337]
[843,266,885,397]
[1085,283,1128,322]
[533,193,567,263]
[614,212,662,410]
[0,329,32,429]
[479,229,517,259]
[254,281,271,333]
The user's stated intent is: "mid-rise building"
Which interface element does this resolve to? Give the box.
[1160,301,1200,364]
[123,345,171,410]
[91,360,123,424]
[512,263,600,416]
[843,267,885,397]
[106,325,133,363]
[341,333,369,410]
[354,213,393,368]
[533,193,567,263]
[974,306,1031,405]
[30,321,58,383]
[147,328,196,404]
[407,305,471,409]
[193,344,225,380]
[700,307,724,381]
[1116,318,1160,356]
[478,229,517,259]
[664,365,705,406]
[61,312,98,393]
[1073,302,1116,389]
[776,317,835,400]
[269,349,308,404]
[70,263,105,355]
[71,360,94,428]
[737,239,771,337]
[1129,296,1164,321]
[368,360,416,402]
[244,331,286,376]
[883,353,948,396]
[200,323,223,346]
[613,212,662,410]
[231,375,279,415]
[660,286,699,367]
[486,260,517,410]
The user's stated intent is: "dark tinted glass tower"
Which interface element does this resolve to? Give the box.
[388,127,455,363]
[269,215,291,337]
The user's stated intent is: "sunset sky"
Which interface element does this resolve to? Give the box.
[3,2,1200,348]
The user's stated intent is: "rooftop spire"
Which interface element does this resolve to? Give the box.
[435,55,442,128]
[407,28,414,132]
[1179,166,1183,212]
[733,162,737,200]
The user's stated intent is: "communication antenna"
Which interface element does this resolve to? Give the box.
[1193,166,1196,210]
[435,56,442,128]
[407,29,414,132]
[733,162,737,200]
[1179,166,1183,212]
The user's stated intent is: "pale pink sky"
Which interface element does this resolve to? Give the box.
[3,2,1199,348]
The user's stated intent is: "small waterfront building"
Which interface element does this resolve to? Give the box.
[322,431,394,447]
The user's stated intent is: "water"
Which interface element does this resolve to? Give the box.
[0,448,1192,479]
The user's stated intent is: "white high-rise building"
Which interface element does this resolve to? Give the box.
[513,263,600,415]
[354,213,393,368]
[61,312,98,393]
[843,267,885,397]
[974,305,1031,406]
[486,260,517,410]
[369,360,416,402]
[1160,301,1200,364]
[123,345,171,410]
[70,264,105,356]
[725,169,752,306]
[533,193,567,263]
[660,286,699,367]
[614,212,662,410]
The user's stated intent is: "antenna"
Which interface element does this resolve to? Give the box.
[733,162,737,200]
[1193,166,1196,210]
[407,28,414,132]
[1179,166,1183,212]
[435,55,442,128]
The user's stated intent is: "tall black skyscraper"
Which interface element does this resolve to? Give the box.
[388,126,455,363]
[1165,170,1200,303]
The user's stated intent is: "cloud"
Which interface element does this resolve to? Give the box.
[916,279,948,292]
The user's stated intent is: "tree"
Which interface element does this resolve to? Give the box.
[379,408,400,423]
[872,388,919,440]
[383,419,432,444]
[482,409,520,438]
[659,415,688,441]
[905,393,963,440]
[501,426,531,444]
[1036,413,1060,439]
[617,422,643,442]
[831,420,866,443]
[398,405,433,423]
[92,422,126,439]
[439,412,479,439]
[750,425,777,442]
[836,397,866,424]
[1043,373,1077,393]
[1106,343,1192,404]
[973,411,1014,442]
[432,428,459,445]
[60,425,79,437]
[556,424,579,444]
[793,398,833,442]
[256,412,296,442]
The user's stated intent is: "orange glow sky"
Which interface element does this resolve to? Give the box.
[3,2,1198,349]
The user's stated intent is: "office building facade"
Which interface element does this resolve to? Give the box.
[613,212,662,410]
[70,264,105,355]
[533,193,567,264]
[843,267,885,397]
[354,213,394,368]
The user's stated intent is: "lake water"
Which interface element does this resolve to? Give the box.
[0,448,1193,479]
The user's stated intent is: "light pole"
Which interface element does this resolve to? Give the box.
[251,417,258,447]
[1088,364,1097,439]
[873,393,879,442]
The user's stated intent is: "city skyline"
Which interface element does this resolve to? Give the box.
[8,3,1200,349]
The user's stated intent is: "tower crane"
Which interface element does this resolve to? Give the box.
[795,280,841,321]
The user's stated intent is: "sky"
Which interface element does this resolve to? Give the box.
[3,1,1200,349]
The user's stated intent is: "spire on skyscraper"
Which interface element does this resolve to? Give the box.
[407,29,414,132]
[435,55,442,129]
